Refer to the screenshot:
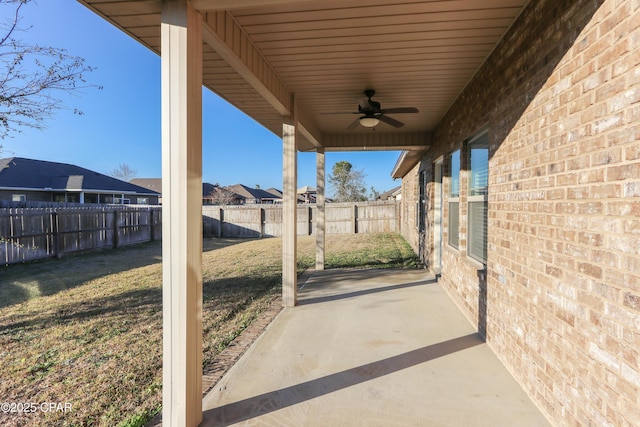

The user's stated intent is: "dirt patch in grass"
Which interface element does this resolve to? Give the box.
[0,234,417,426]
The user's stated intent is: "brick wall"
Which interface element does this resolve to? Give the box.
[400,166,420,256]
[399,0,640,424]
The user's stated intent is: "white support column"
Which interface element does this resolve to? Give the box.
[282,121,297,307]
[161,1,203,426]
[315,148,325,271]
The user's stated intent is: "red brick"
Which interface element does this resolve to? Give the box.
[397,1,640,426]
[607,124,640,147]
[557,173,578,186]
[593,113,625,134]
[590,183,621,199]
[578,169,605,184]
[607,201,640,216]
[623,219,640,235]
[606,163,640,181]
[578,232,604,247]
[625,144,640,161]
[578,202,604,215]
[566,155,591,170]
[590,147,621,165]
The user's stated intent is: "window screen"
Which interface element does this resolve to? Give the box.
[468,132,489,263]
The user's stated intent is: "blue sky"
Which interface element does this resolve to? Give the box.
[1,1,402,195]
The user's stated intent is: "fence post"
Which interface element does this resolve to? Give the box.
[113,209,120,248]
[308,206,313,236]
[259,207,265,238]
[218,208,223,238]
[353,204,358,234]
[52,212,62,258]
[149,208,155,242]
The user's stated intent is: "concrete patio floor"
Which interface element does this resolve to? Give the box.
[202,268,551,426]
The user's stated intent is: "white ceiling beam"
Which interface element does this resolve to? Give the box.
[192,0,316,12]
[296,106,322,149]
[321,132,432,152]
[201,11,291,116]
[324,145,430,152]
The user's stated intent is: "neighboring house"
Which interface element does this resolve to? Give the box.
[129,177,161,192]
[130,177,163,204]
[130,179,247,205]
[297,186,316,203]
[0,157,159,205]
[225,185,315,204]
[227,184,282,204]
[376,186,401,202]
[125,179,289,205]
[203,183,245,205]
[263,187,283,203]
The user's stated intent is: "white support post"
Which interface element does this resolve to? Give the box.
[316,148,325,271]
[161,1,203,426]
[282,121,297,307]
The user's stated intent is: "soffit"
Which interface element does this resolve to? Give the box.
[77,0,528,152]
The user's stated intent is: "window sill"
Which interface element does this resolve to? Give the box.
[444,245,486,272]
[445,244,459,254]
[465,254,486,272]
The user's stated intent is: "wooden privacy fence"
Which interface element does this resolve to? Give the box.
[1,202,399,265]
[202,201,400,238]
[0,206,161,265]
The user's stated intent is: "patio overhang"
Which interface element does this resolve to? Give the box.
[76,0,530,425]
[78,0,528,154]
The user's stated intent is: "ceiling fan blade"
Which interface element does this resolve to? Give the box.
[378,114,404,128]
[319,111,359,115]
[380,107,419,114]
[347,117,361,129]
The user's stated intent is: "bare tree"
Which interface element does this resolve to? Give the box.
[0,0,98,139]
[111,163,137,182]
[328,160,368,202]
[209,185,239,205]
[369,186,381,201]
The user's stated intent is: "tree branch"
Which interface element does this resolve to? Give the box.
[0,0,98,138]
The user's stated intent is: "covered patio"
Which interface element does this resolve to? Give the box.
[201,268,549,426]
[77,0,542,425]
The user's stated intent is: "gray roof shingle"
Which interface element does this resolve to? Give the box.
[0,157,159,195]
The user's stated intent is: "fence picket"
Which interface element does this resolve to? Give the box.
[1,202,398,265]
[0,206,161,265]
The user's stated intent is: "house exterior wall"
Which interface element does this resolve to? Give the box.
[0,190,159,205]
[399,0,640,425]
[400,167,421,254]
[0,190,53,202]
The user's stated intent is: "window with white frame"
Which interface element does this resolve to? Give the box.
[12,194,26,202]
[448,150,460,249]
[467,131,489,263]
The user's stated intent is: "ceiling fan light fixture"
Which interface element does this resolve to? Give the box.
[359,116,379,128]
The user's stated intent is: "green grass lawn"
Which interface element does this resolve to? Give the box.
[0,234,417,427]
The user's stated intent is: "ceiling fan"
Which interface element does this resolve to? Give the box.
[323,89,419,129]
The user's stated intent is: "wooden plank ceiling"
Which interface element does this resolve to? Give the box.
[78,0,528,152]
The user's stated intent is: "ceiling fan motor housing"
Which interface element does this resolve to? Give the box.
[324,89,418,129]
